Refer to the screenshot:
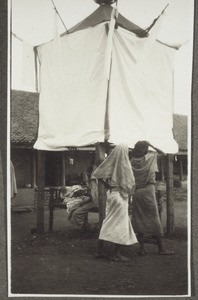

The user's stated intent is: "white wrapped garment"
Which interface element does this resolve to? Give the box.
[99,191,137,245]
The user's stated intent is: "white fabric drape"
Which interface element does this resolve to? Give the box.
[108,27,178,153]
[12,36,35,92]
[104,7,116,80]
[34,22,178,153]
[34,24,108,150]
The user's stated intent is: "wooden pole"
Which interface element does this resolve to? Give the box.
[166,154,175,234]
[161,157,165,182]
[37,150,46,233]
[179,159,183,181]
[54,154,61,186]
[62,152,66,186]
[31,150,37,188]
[50,0,68,34]
[95,143,107,227]
[94,19,114,226]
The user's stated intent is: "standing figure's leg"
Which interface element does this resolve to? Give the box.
[95,239,106,258]
[154,236,174,255]
[114,244,130,261]
[137,233,147,255]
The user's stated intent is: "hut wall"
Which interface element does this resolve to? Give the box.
[45,151,94,186]
[11,148,32,188]
[64,151,95,185]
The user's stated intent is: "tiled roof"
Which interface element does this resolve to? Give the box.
[11,90,39,146]
[173,114,188,152]
[11,90,188,151]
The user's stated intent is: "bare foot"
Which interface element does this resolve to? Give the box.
[94,253,107,259]
[116,253,130,262]
[138,250,148,256]
[137,248,148,256]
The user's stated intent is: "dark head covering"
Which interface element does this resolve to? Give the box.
[132,141,149,158]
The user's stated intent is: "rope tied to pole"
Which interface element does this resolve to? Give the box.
[50,0,68,34]
[145,3,169,34]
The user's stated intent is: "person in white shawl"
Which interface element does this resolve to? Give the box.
[92,144,137,261]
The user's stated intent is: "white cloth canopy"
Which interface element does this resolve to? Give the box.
[34,17,178,153]
[108,27,178,152]
[12,35,36,92]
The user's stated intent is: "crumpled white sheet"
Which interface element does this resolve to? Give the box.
[34,22,178,153]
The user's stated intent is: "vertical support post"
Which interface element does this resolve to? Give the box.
[166,154,175,234]
[49,188,55,232]
[54,153,61,186]
[179,159,183,181]
[31,150,37,188]
[161,157,165,182]
[62,152,66,186]
[37,150,46,233]
[95,143,107,227]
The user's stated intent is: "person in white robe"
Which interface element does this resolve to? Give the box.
[92,144,137,261]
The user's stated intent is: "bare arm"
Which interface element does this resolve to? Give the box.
[147,142,165,155]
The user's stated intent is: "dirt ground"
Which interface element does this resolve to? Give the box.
[10,187,189,297]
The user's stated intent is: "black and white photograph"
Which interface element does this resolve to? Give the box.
[7,0,194,297]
